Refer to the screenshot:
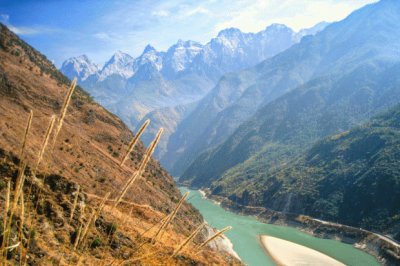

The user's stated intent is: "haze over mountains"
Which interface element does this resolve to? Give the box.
[61,22,328,158]
[180,0,400,235]
[59,0,400,241]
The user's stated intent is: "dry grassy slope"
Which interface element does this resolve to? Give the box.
[0,24,240,265]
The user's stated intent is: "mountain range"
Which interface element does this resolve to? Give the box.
[59,0,400,242]
[180,0,400,236]
[61,22,328,159]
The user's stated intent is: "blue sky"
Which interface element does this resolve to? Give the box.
[0,0,377,67]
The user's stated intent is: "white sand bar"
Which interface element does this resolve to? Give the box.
[260,235,345,266]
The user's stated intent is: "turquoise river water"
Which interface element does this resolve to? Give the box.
[180,187,379,266]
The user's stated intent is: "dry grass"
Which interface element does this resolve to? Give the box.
[0,181,10,264]
[34,115,56,172]
[19,110,33,159]
[77,192,110,251]
[0,32,238,265]
[69,185,80,222]
[18,192,25,266]
[0,105,235,265]
[52,78,77,148]
[198,226,233,250]
[113,128,164,208]
[1,162,26,265]
[152,191,189,244]
[172,222,205,257]
[120,119,150,167]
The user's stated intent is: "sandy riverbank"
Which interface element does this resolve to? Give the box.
[260,235,345,266]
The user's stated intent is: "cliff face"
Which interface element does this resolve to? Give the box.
[0,24,240,265]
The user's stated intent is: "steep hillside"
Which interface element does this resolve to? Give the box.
[0,24,239,265]
[216,103,400,239]
[181,0,400,186]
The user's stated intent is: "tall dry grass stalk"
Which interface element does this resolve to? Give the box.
[18,192,25,240]
[113,128,163,209]
[11,163,27,216]
[137,212,170,246]
[118,250,160,265]
[172,222,205,257]
[151,191,189,244]
[77,208,96,250]
[69,185,80,223]
[2,181,10,234]
[197,226,232,251]
[120,119,150,167]
[34,115,56,172]
[0,181,11,264]
[52,78,77,148]
[77,192,110,250]
[19,110,33,159]
[73,224,83,250]
[2,163,26,265]
[75,192,109,265]
[18,192,25,266]
[73,203,86,250]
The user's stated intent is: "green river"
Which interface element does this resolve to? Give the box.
[180,187,379,266]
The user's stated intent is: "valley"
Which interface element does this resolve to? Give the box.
[2,0,400,265]
[181,188,380,266]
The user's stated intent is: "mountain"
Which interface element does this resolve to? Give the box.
[294,21,330,42]
[162,40,203,76]
[215,103,400,239]
[0,23,239,265]
[180,0,400,188]
[138,102,198,159]
[99,50,135,80]
[60,55,99,82]
[60,23,328,153]
[163,22,340,175]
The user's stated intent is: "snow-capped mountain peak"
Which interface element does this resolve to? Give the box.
[143,44,156,54]
[163,40,204,73]
[60,55,99,82]
[99,51,135,80]
[134,45,163,72]
[264,23,293,34]
[60,21,329,95]
[217,27,243,38]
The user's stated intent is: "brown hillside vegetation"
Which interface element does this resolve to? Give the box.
[0,24,240,265]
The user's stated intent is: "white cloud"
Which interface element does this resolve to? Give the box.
[7,25,42,35]
[0,13,55,35]
[152,10,170,17]
[212,0,378,34]
[183,6,211,17]
[93,32,112,41]
[154,4,212,20]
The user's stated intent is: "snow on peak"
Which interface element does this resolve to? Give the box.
[217,27,243,38]
[136,45,163,71]
[164,40,204,73]
[60,21,330,84]
[99,51,135,80]
[264,23,293,34]
[60,55,99,81]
